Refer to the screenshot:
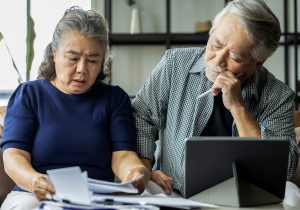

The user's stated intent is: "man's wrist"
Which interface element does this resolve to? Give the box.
[230,103,246,116]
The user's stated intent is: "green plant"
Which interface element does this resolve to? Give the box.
[126,0,136,6]
[26,13,35,81]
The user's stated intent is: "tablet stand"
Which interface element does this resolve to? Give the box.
[188,162,282,207]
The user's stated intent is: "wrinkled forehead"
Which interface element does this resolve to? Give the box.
[210,14,255,60]
[211,13,254,44]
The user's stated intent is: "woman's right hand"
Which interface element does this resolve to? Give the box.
[150,170,172,195]
[31,174,55,200]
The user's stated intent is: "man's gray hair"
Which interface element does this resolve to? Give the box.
[210,0,281,62]
[38,6,112,82]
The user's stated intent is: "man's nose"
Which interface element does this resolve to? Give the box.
[215,49,228,68]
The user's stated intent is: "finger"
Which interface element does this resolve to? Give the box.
[33,176,48,189]
[156,179,171,195]
[135,181,145,194]
[152,175,172,195]
[33,189,49,201]
[122,173,135,183]
[161,176,173,195]
[129,179,144,194]
[123,171,146,184]
[150,170,173,194]
[212,88,221,96]
[45,182,56,193]
[163,177,173,195]
[37,178,55,194]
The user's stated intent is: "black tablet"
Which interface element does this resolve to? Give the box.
[184,137,290,207]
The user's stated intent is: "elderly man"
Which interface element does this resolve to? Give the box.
[132,0,299,196]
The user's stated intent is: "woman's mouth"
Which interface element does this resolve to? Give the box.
[73,79,86,86]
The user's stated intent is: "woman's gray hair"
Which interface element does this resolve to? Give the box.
[210,0,281,62]
[38,6,112,82]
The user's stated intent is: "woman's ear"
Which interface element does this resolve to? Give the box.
[52,50,57,63]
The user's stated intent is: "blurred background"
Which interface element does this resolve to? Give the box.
[0,0,299,106]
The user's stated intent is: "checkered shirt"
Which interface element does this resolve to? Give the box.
[132,47,299,195]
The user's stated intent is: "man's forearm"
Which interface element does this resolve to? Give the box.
[230,105,261,138]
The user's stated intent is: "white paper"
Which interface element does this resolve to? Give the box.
[92,181,218,209]
[47,166,91,205]
[47,166,139,204]
[40,200,159,210]
[284,181,300,207]
[87,175,139,194]
[47,168,217,209]
[88,182,137,194]
[92,194,218,209]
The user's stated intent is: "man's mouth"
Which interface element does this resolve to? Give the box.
[206,61,224,73]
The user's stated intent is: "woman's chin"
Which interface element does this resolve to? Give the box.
[68,86,88,94]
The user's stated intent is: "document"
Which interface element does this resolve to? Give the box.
[47,167,217,209]
[88,177,138,194]
[47,166,91,205]
[39,200,159,210]
[92,181,219,209]
[47,166,138,205]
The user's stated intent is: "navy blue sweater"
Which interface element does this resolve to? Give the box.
[1,79,137,191]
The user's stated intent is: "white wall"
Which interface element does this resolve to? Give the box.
[92,0,300,96]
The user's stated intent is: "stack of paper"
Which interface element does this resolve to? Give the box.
[88,177,137,194]
[47,166,138,205]
[39,200,159,210]
[92,181,218,209]
[47,166,218,209]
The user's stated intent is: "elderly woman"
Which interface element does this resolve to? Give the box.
[0,7,150,210]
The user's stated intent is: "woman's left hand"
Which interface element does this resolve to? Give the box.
[122,166,150,194]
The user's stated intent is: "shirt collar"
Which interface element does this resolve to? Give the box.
[189,47,206,74]
[241,68,262,102]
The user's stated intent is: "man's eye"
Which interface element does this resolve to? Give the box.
[212,44,222,49]
[231,56,243,63]
[88,60,97,63]
[69,57,78,61]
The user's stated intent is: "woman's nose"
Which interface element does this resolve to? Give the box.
[76,59,87,73]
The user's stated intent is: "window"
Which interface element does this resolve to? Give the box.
[0,0,91,105]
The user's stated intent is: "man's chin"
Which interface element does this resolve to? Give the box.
[207,77,216,83]
[205,72,217,83]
